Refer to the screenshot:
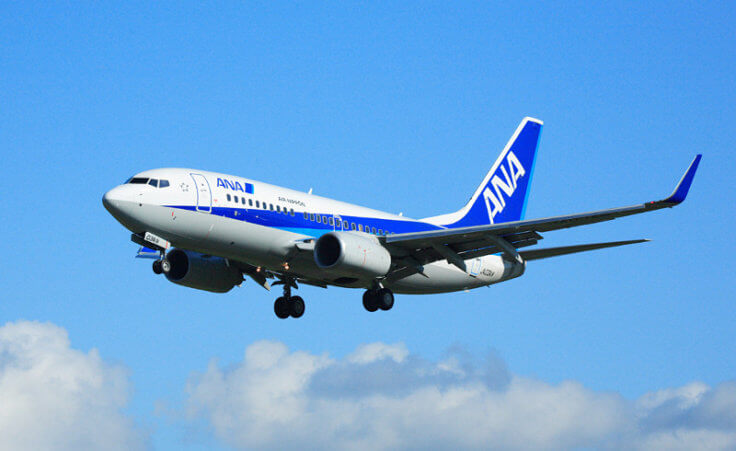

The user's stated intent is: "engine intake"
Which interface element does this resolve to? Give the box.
[164,249,242,293]
[314,232,391,280]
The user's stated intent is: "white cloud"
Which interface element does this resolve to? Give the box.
[0,321,145,450]
[185,340,736,451]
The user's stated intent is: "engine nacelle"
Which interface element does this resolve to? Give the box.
[314,232,392,280]
[164,249,242,293]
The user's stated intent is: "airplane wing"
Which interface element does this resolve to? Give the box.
[230,258,329,291]
[518,239,649,261]
[381,155,700,281]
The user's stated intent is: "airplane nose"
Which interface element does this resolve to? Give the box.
[103,185,144,232]
[102,186,123,212]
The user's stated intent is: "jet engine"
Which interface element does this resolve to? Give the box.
[314,232,392,280]
[164,249,242,293]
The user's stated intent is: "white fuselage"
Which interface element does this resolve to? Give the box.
[103,168,524,294]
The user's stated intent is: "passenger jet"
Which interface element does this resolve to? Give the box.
[103,117,701,319]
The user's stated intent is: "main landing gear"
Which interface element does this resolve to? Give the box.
[363,288,394,312]
[272,278,305,319]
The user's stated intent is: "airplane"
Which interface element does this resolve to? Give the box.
[102,117,701,319]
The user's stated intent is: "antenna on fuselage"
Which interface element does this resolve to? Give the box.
[308,188,313,195]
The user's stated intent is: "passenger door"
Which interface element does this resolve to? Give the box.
[190,173,212,213]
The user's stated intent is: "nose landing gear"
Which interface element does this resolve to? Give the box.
[152,250,169,275]
[273,278,305,319]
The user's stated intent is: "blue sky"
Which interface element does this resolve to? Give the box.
[1,2,734,449]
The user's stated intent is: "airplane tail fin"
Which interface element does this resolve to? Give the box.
[423,117,543,228]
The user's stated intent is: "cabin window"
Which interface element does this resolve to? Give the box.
[159,180,170,188]
[328,217,334,226]
[358,224,363,232]
[290,209,295,216]
[234,196,239,203]
[226,194,231,201]
[269,204,274,211]
[378,229,383,235]
[316,215,321,223]
[310,213,315,221]
[242,197,246,205]
[276,205,281,212]
[249,199,253,206]
[303,212,308,219]
[371,227,377,234]
[351,223,356,230]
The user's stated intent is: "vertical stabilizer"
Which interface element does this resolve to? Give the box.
[423,117,543,228]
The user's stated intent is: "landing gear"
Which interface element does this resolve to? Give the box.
[363,288,394,312]
[290,296,305,318]
[272,278,305,319]
[377,289,394,311]
[362,290,379,312]
[152,250,168,275]
[274,297,290,319]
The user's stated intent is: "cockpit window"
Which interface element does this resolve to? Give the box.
[125,177,170,188]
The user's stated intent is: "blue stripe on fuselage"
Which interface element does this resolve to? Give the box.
[165,205,442,237]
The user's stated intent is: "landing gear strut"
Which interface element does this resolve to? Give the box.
[363,288,394,312]
[273,278,305,319]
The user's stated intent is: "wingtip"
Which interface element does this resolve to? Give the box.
[664,154,702,204]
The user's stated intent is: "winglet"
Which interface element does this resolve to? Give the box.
[663,154,702,204]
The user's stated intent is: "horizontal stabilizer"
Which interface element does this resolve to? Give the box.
[519,239,649,261]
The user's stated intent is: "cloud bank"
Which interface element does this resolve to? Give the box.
[0,321,144,450]
[186,341,736,450]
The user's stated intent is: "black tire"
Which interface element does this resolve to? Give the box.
[362,290,378,312]
[290,296,305,318]
[274,297,289,319]
[377,288,394,311]
[152,260,163,274]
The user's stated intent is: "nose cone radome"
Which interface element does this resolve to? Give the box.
[102,185,142,232]
[102,186,125,213]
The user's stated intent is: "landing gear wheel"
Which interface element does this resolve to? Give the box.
[161,259,171,274]
[363,290,379,312]
[290,296,305,318]
[152,260,163,274]
[274,297,289,319]
[377,288,394,311]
